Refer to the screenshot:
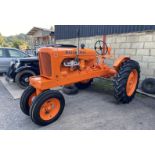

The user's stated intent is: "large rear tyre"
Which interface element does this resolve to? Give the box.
[30,90,65,126]
[75,79,93,89]
[20,86,36,115]
[113,59,140,104]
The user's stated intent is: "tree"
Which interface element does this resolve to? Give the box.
[12,39,22,49]
[12,39,29,50]
[0,33,29,50]
[0,33,5,46]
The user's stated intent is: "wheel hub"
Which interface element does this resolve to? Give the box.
[24,77,29,82]
[45,103,55,112]
[40,98,61,121]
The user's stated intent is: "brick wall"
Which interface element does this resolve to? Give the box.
[56,31,155,81]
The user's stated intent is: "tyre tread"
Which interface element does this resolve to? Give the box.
[30,90,65,126]
[113,59,140,104]
[20,86,36,115]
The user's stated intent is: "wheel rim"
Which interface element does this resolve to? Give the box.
[40,98,61,121]
[28,92,36,106]
[126,69,138,96]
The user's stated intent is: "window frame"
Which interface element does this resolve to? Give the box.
[7,49,28,58]
[0,48,8,58]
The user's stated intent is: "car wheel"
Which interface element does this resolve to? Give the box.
[15,70,36,89]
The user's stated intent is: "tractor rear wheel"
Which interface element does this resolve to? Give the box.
[113,59,140,104]
[30,90,65,126]
[20,86,36,115]
[75,79,93,89]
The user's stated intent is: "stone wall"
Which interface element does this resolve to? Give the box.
[56,31,155,81]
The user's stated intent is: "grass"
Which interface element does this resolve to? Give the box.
[93,78,113,90]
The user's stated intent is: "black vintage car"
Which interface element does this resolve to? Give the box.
[6,57,39,89]
[5,44,77,88]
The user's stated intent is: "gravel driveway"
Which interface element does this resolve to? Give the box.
[0,78,155,130]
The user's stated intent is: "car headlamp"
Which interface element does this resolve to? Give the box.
[10,60,15,66]
[14,60,20,68]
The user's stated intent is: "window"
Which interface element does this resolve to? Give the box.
[0,49,5,57]
[0,49,3,57]
[20,51,28,57]
[8,49,27,58]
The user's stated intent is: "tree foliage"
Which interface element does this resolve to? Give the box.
[0,33,29,50]
[0,33,5,46]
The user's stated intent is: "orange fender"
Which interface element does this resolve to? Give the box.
[113,56,130,70]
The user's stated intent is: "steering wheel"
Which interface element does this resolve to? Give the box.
[94,40,108,55]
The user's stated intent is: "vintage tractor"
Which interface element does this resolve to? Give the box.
[20,41,140,126]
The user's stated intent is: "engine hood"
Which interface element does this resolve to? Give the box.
[18,57,38,62]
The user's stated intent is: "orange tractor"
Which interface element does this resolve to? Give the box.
[20,41,140,126]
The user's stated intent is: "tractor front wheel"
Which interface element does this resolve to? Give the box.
[113,59,140,104]
[75,79,93,89]
[30,90,65,126]
[20,86,36,115]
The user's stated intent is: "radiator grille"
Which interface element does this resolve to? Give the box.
[39,52,52,77]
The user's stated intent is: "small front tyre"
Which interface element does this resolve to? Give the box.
[30,90,65,126]
[113,59,140,104]
[20,86,36,115]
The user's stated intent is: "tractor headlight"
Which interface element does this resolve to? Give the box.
[14,60,20,68]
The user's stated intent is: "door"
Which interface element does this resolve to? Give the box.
[0,48,11,73]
